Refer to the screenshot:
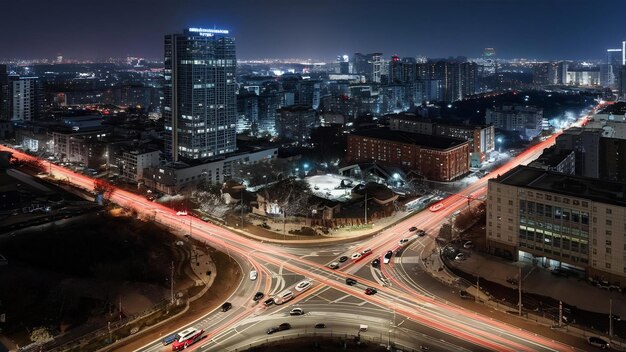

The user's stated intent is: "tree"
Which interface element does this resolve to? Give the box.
[20,159,46,174]
[262,178,311,218]
[94,179,115,201]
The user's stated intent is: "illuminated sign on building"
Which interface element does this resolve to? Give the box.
[187,28,230,37]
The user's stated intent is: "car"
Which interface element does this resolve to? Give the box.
[587,336,609,349]
[610,314,621,321]
[417,230,426,237]
[346,277,357,286]
[266,327,279,334]
[278,322,291,331]
[463,241,474,249]
[365,287,377,295]
[455,253,466,261]
[263,298,275,306]
[171,327,204,351]
[253,292,265,301]
[162,332,179,346]
[314,323,326,329]
[295,280,312,292]
[329,262,340,269]
[274,290,294,305]
[289,308,304,316]
[383,250,393,264]
[371,258,380,268]
[351,252,362,260]
[221,302,232,312]
[459,290,472,299]
[249,270,258,280]
[398,238,409,246]
[409,226,418,232]
[176,210,188,216]
[338,255,349,262]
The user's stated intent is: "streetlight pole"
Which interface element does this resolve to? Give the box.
[364,190,368,224]
[240,188,244,227]
[518,266,522,317]
[609,299,613,340]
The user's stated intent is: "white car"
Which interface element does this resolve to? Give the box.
[295,280,312,292]
[289,308,304,316]
[455,253,466,261]
[274,290,294,305]
[249,270,258,280]
[351,252,362,260]
[398,238,409,246]
[329,262,339,269]
[176,210,188,216]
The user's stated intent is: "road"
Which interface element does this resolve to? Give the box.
[0,108,598,352]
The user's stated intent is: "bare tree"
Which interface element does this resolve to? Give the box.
[94,179,115,201]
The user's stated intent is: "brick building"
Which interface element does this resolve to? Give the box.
[346,128,469,182]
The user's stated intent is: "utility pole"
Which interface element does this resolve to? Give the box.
[518,266,522,317]
[240,188,244,227]
[610,299,613,340]
[558,301,563,327]
[475,275,480,303]
[364,190,368,224]
[170,261,174,304]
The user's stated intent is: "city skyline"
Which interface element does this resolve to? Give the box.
[1,0,625,61]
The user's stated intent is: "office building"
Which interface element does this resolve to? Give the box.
[566,66,600,86]
[353,53,382,83]
[163,27,237,161]
[485,105,544,140]
[554,127,602,178]
[117,149,161,182]
[487,165,626,284]
[346,128,469,182]
[276,105,316,145]
[143,147,278,194]
[0,65,8,120]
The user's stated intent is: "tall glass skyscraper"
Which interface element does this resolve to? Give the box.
[164,27,237,161]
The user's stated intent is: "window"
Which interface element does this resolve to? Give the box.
[582,201,588,207]
[546,195,552,201]
[606,263,611,269]
[606,230,612,236]
[508,200,513,206]
[606,240,612,246]
[573,200,580,206]
[563,198,570,204]
[606,219,612,226]
[606,248,611,254]
[606,208,612,214]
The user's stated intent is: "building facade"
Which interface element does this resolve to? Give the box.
[485,105,544,141]
[487,165,626,285]
[346,128,469,182]
[164,27,237,161]
[143,147,278,194]
[276,105,316,145]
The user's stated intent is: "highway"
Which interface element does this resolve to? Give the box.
[0,108,598,352]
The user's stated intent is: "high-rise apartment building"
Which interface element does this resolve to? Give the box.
[487,165,626,284]
[0,65,9,121]
[485,105,544,140]
[164,27,237,161]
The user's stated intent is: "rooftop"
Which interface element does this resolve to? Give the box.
[493,165,626,207]
[350,128,468,150]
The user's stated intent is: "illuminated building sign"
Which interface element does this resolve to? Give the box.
[187,28,230,37]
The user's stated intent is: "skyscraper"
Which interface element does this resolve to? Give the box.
[163,27,237,161]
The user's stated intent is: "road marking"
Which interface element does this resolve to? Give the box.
[330,294,352,304]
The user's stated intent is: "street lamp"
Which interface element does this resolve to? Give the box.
[496,137,503,153]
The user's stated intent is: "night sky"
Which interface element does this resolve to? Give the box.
[2,0,625,61]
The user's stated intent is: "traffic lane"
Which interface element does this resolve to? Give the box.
[249,250,548,352]
[201,304,481,352]
[135,255,270,352]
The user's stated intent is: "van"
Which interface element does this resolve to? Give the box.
[359,324,368,332]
